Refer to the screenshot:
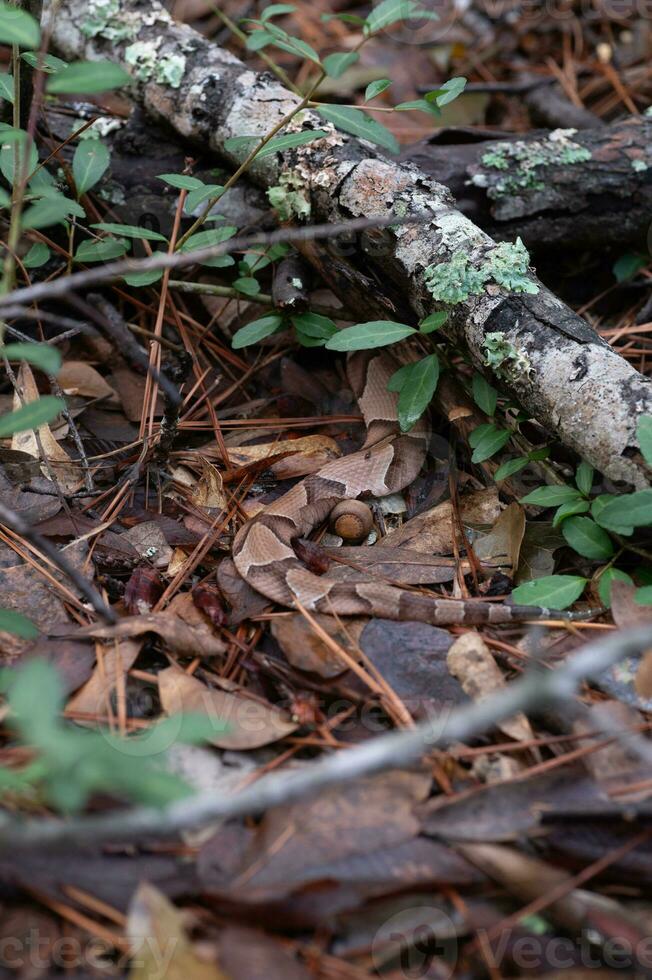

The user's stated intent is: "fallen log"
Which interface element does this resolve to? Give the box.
[45,0,652,487]
[402,117,652,249]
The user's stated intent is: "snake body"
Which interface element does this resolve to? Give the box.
[233,351,570,625]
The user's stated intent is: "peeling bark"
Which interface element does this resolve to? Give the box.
[46,0,652,487]
[403,118,652,249]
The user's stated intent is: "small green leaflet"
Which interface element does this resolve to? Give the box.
[591,495,633,536]
[0,129,37,185]
[365,79,391,102]
[75,237,129,263]
[521,485,583,507]
[472,373,497,417]
[636,586,652,605]
[365,0,438,35]
[392,355,440,432]
[92,222,167,242]
[469,424,510,464]
[494,457,528,482]
[595,490,652,530]
[551,499,590,527]
[561,516,614,561]
[157,173,205,191]
[180,227,237,262]
[232,314,284,349]
[0,609,38,640]
[291,313,337,346]
[0,73,13,103]
[425,76,467,107]
[1,342,61,375]
[598,568,633,608]
[395,99,439,115]
[323,52,359,78]
[73,139,110,196]
[612,252,647,283]
[326,320,415,351]
[257,129,329,159]
[260,22,321,64]
[419,311,448,333]
[0,396,64,438]
[246,29,274,52]
[234,276,261,296]
[47,61,131,95]
[637,415,652,467]
[575,461,594,497]
[21,51,67,73]
[124,267,164,288]
[0,2,40,48]
[260,3,296,19]
[23,242,50,269]
[316,105,399,154]
[511,575,587,610]
[184,184,223,213]
[21,195,84,230]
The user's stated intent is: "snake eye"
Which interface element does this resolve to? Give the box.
[329,501,374,542]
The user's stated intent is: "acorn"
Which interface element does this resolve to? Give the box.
[329,500,374,542]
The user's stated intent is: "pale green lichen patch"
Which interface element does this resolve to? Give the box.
[81,0,136,41]
[483,331,532,379]
[267,173,311,221]
[425,237,539,304]
[125,41,186,88]
[479,129,592,196]
[631,158,648,173]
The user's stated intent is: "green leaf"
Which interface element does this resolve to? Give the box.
[157,173,204,191]
[2,342,61,375]
[365,0,438,34]
[234,276,261,296]
[0,609,38,640]
[494,457,528,482]
[180,226,237,253]
[0,396,64,438]
[395,99,439,115]
[321,12,367,25]
[291,312,337,344]
[262,22,321,64]
[124,267,164,288]
[613,251,647,283]
[468,423,493,449]
[21,51,67,73]
[521,485,583,507]
[260,3,296,19]
[91,222,167,242]
[0,73,13,103]
[21,195,83,230]
[596,490,652,530]
[575,461,594,497]
[562,517,614,560]
[316,105,399,154]
[246,28,273,51]
[323,52,359,78]
[0,2,40,48]
[22,241,49,268]
[591,495,634,536]
[0,128,37,185]
[47,61,131,95]
[470,424,511,464]
[73,139,110,196]
[75,237,129,263]
[184,184,223,213]
[365,79,391,102]
[425,76,467,107]
[325,320,416,351]
[395,355,439,431]
[598,568,633,608]
[551,499,590,527]
[419,310,448,333]
[635,586,652,605]
[511,574,587,610]
[256,128,329,159]
[472,373,497,416]
[637,415,652,468]
[232,314,284,349]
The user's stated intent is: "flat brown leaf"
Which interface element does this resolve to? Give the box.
[272,613,365,677]
[56,360,118,402]
[78,612,226,658]
[474,502,526,574]
[158,666,297,750]
[380,488,500,555]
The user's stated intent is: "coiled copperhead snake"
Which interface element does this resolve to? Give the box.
[233,351,574,625]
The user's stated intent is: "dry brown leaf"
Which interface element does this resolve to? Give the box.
[121,521,173,569]
[194,457,228,509]
[0,540,91,633]
[78,613,226,658]
[635,650,652,699]
[112,367,163,422]
[223,435,341,479]
[380,488,500,555]
[611,579,652,629]
[128,883,230,980]
[158,666,297,750]
[474,502,526,573]
[272,613,365,677]
[66,638,142,721]
[56,360,118,402]
[446,632,533,742]
[10,363,81,492]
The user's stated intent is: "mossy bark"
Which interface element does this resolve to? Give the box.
[46,0,652,487]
